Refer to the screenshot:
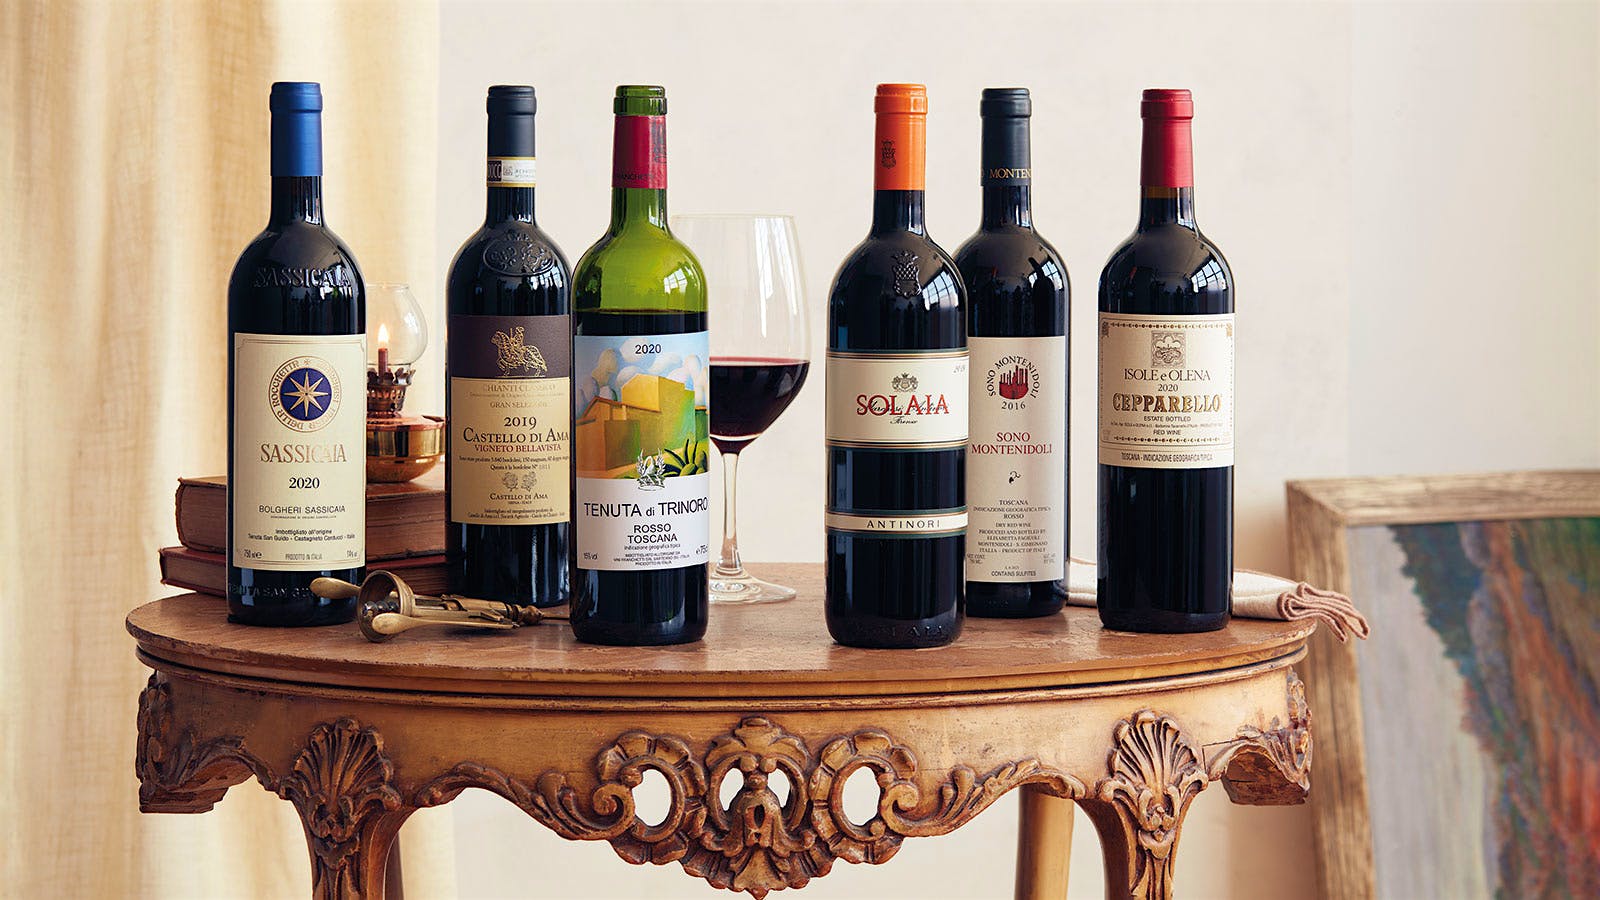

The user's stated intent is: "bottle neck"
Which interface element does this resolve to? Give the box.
[1139,113,1196,229]
[1138,186,1196,229]
[486,186,536,224]
[610,187,668,231]
[610,114,667,232]
[269,176,324,225]
[870,190,926,235]
[981,184,1033,229]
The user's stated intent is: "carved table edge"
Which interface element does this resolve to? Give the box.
[132,643,1308,713]
[137,664,1312,899]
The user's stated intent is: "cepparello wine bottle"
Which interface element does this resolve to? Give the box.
[227,82,366,626]
[445,86,573,608]
[955,88,1070,618]
[570,85,710,646]
[824,83,968,649]
[1097,89,1234,633]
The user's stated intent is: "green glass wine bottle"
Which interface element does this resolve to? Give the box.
[570,85,710,646]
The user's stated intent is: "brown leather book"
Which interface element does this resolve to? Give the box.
[175,468,445,560]
[158,546,450,599]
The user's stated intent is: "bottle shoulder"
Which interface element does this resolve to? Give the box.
[573,226,706,312]
[830,231,964,302]
[446,221,572,310]
[1099,224,1231,313]
[954,228,1069,289]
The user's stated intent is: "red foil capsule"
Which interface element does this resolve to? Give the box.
[612,115,666,189]
[1140,88,1194,189]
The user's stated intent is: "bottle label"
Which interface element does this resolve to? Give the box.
[573,330,709,570]
[824,510,967,535]
[613,116,666,190]
[486,156,536,187]
[824,350,968,447]
[966,335,1066,581]
[1098,312,1234,468]
[231,333,366,570]
[448,314,571,526]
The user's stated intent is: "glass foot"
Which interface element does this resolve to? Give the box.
[710,570,797,604]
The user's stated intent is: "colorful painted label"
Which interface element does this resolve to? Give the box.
[967,335,1065,581]
[448,314,571,526]
[231,333,366,570]
[574,331,709,570]
[1098,312,1234,469]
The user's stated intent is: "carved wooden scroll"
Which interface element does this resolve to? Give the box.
[417,716,1083,898]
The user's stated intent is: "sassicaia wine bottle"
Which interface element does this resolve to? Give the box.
[825,83,968,649]
[227,82,366,626]
[571,85,710,646]
[445,86,572,607]
[955,88,1069,618]
[1097,89,1234,633]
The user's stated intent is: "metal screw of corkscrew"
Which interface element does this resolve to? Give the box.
[310,570,568,642]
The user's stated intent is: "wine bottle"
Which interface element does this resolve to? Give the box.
[445,85,572,608]
[825,83,968,649]
[227,81,366,626]
[570,85,710,646]
[956,88,1070,618]
[1097,88,1234,633]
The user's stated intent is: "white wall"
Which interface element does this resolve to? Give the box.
[429,2,1599,897]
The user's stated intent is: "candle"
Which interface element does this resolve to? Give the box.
[377,323,390,376]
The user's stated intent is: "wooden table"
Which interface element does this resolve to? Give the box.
[128,563,1314,900]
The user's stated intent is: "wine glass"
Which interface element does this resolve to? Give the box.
[670,214,810,603]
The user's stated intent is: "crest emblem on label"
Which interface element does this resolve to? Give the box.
[269,357,340,432]
[985,354,1039,403]
[491,326,549,375]
[1151,332,1185,367]
[891,372,919,392]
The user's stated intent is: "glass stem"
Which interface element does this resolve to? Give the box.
[716,449,745,577]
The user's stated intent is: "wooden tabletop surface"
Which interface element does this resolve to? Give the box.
[128,562,1314,699]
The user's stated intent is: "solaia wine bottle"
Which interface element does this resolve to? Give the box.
[227,82,366,626]
[445,85,572,608]
[570,85,710,646]
[1097,88,1234,633]
[955,88,1070,618]
[825,83,968,649]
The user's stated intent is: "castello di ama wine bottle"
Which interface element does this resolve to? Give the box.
[445,85,573,608]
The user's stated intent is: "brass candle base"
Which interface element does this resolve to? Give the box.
[366,414,444,483]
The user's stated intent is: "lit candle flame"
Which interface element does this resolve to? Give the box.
[377,323,390,348]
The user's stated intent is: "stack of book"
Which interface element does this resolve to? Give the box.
[158,469,448,596]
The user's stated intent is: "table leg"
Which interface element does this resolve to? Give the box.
[1014,784,1074,900]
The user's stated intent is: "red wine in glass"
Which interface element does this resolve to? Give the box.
[709,357,810,453]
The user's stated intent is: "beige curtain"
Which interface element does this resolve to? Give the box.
[0,1,451,896]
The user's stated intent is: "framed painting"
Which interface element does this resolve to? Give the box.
[1286,471,1600,900]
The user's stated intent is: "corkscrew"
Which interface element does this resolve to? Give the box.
[311,571,568,643]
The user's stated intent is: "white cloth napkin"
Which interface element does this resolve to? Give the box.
[1064,558,1370,641]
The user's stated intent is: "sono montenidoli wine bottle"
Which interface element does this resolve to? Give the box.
[226,82,366,626]
[445,85,572,608]
[955,87,1069,618]
[824,83,968,649]
[571,85,710,646]
[1097,88,1234,633]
